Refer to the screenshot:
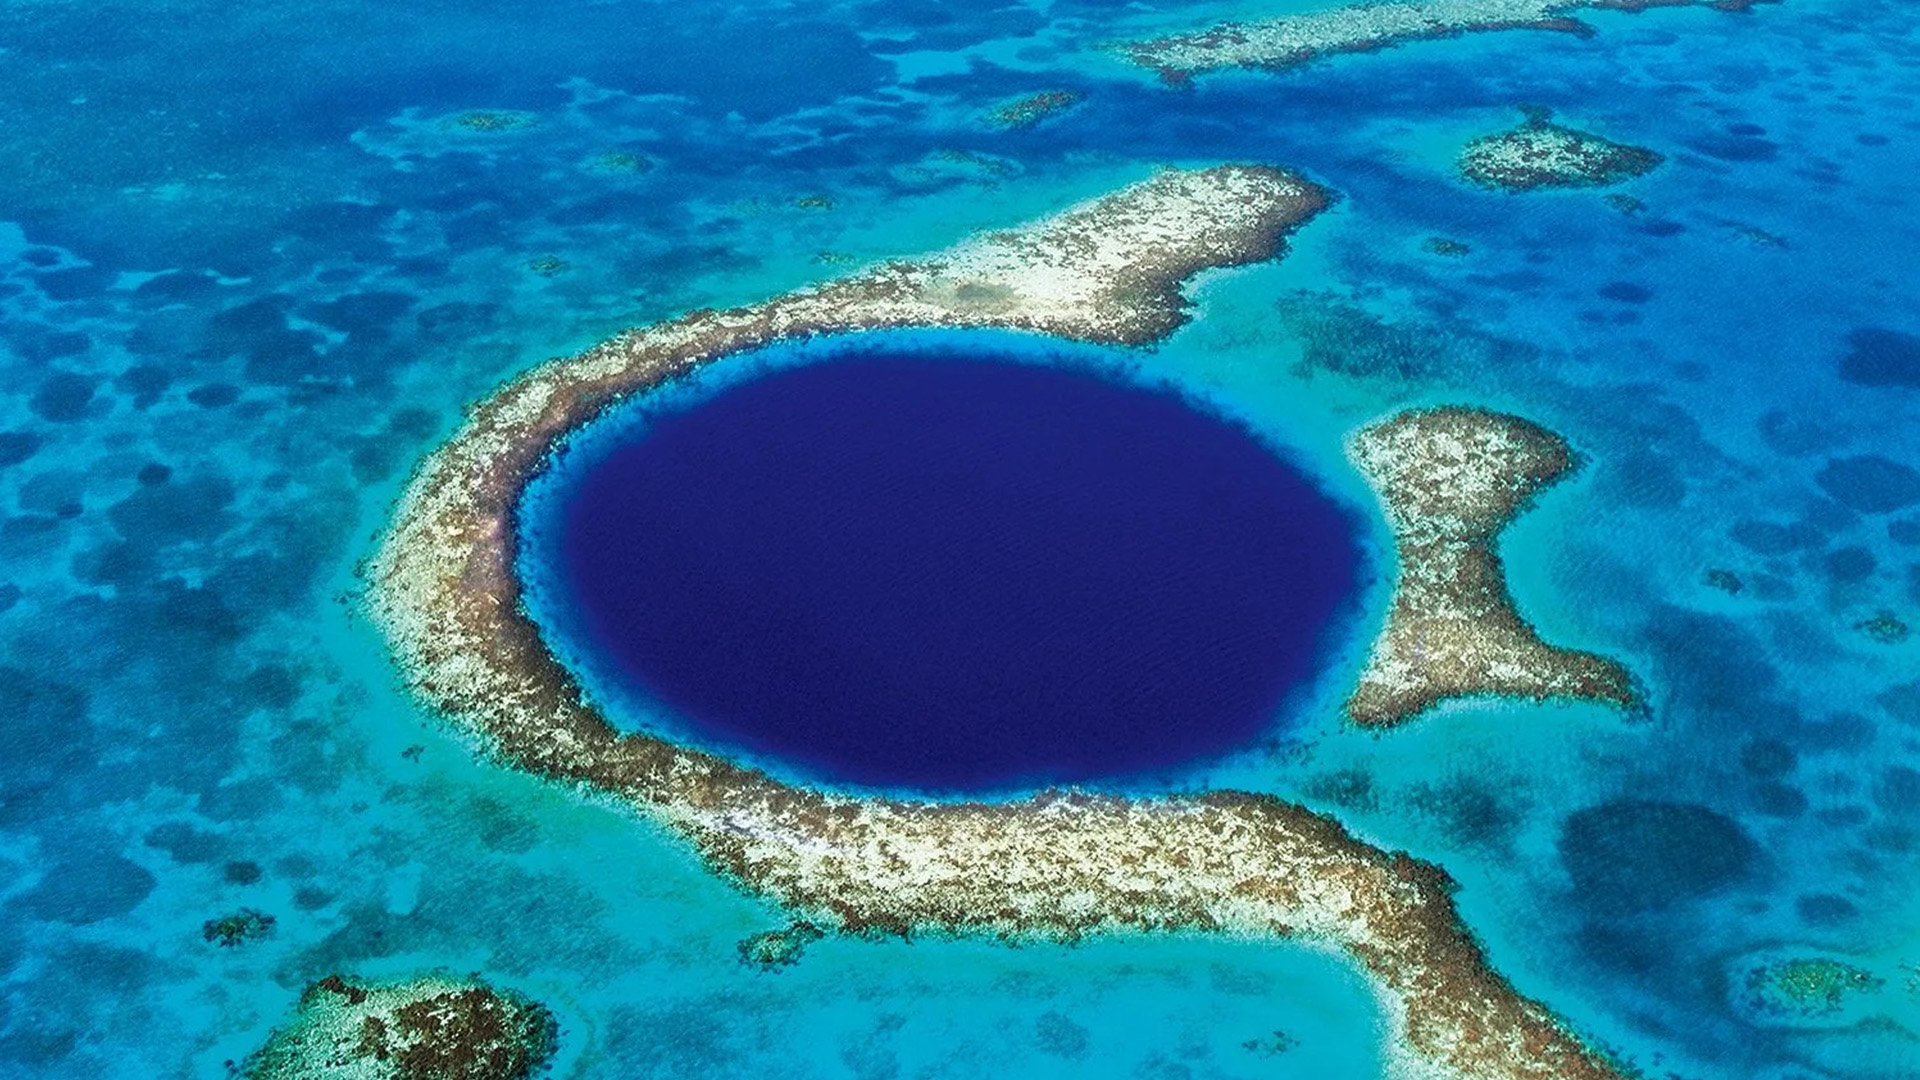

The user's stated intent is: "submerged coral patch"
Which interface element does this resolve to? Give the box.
[1839,326,1920,389]
[1733,952,1885,1028]
[985,89,1085,129]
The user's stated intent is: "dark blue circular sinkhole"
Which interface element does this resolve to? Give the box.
[520,336,1365,793]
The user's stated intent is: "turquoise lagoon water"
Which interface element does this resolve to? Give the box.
[1,0,1918,1077]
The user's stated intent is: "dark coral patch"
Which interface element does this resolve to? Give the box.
[301,291,416,338]
[1795,894,1857,927]
[116,364,173,408]
[1838,327,1920,389]
[144,822,222,864]
[187,383,242,408]
[1874,765,1920,818]
[1597,281,1652,304]
[29,373,98,423]
[224,860,264,884]
[1686,133,1779,162]
[1816,455,1920,514]
[0,432,44,469]
[1729,519,1822,555]
[15,850,157,925]
[108,474,237,545]
[1750,783,1806,818]
[1558,799,1759,915]
[1825,546,1876,583]
[133,270,221,304]
[1740,739,1796,778]
[1880,681,1920,726]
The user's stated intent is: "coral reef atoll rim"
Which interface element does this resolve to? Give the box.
[369,166,1635,1080]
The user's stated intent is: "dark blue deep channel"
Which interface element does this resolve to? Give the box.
[522,338,1366,793]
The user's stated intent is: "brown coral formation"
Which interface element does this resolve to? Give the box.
[1346,407,1638,725]
[368,166,1630,1080]
[243,974,559,1080]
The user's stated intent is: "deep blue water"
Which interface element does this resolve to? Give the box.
[531,343,1364,791]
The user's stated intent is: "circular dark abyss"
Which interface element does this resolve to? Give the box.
[522,338,1366,792]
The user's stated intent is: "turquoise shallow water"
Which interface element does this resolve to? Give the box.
[2,0,1918,1076]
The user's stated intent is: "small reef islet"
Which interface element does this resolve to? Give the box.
[1459,108,1663,191]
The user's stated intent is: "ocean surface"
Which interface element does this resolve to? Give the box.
[1,0,1917,1077]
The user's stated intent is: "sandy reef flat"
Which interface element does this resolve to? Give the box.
[369,166,1633,1080]
[1120,0,1777,84]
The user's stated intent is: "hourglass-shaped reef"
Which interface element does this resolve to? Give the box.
[1347,407,1639,725]
[370,166,1633,1080]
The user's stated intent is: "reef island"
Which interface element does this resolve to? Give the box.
[370,166,1634,1080]
[1121,0,1776,84]
[1348,407,1639,724]
[1459,108,1663,191]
